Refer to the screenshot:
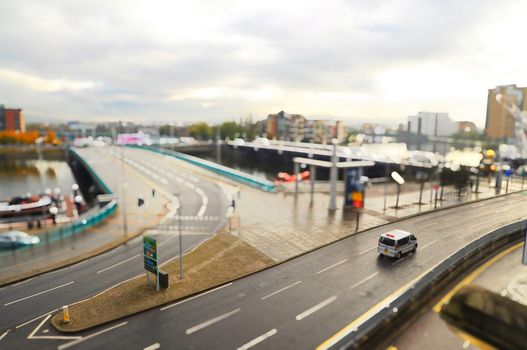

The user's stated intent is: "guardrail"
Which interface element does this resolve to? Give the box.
[331,220,525,349]
[1,148,119,255]
[132,145,277,193]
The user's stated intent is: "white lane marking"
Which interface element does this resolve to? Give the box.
[15,309,58,329]
[0,329,10,341]
[462,339,470,349]
[57,322,128,350]
[237,329,278,350]
[495,208,507,214]
[197,205,207,217]
[68,259,89,269]
[295,296,338,321]
[261,281,302,300]
[12,277,35,287]
[160,178,169,185]
[185,308,241,335]
[160,283,233,311]
[350,272,379,290]
[96,254,140,274]
[185,182,196,190]
[420,239,438,250]
[4,281,74,306]
[392,257,406,266]
[418,221,437,229]
[317,259,348,274]
[144,343,161,350]
[27,314,81,340]
[359,246,377,255]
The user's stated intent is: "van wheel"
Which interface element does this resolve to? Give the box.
[412,245,417,254]
[396,252,402,259]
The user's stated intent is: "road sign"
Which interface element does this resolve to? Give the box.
[143,236,158,274]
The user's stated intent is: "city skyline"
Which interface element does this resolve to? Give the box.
[0,0,526,127]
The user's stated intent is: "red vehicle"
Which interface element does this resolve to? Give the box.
[274,171,310,183]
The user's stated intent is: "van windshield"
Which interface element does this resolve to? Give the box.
[380,237,395,246]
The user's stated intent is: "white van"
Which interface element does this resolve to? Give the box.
[378,229,417,259]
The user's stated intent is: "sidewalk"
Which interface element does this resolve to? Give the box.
[0,147,172,285]
[228,176,524,262]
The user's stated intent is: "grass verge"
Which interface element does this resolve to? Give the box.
[51,230,274,332]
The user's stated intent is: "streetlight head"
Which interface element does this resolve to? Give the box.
[391,171,405,185]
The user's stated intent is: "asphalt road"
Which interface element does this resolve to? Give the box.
[0,147,230,347]
[2,148,527,350]
[390,239,527,350]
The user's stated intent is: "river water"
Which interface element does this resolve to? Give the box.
[0,149,77,200]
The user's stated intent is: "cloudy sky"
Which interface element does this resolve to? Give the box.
[0,0,526,127]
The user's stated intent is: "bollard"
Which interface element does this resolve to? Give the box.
[62,305,71,324]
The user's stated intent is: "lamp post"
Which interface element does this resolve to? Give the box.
[329,139,338,211]
[49,206,58,225]
[174,196,183,280]
[391,171,405,209]
[120,146,128,237]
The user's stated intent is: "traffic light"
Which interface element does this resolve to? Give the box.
[351,190,364,208]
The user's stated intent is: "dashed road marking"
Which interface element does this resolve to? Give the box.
[185,308,241,335]
[350,272,379,290]
[261,281,302,300]
[296,295,337,321]
[317,259,348,274]
[237,329,277,350]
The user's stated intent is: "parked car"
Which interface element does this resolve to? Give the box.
[0,230,40,249]
[378,229,417,259]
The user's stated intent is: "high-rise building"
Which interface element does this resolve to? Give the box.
[407,112,456,136]
[485,84,527,141]
[0,106,25,132]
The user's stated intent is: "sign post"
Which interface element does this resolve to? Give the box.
[143,236,159,291]
[523,222,527,266]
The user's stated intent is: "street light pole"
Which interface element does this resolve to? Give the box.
[329,139,338,211]
[120,146,128,237]
[178,202,183,279]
